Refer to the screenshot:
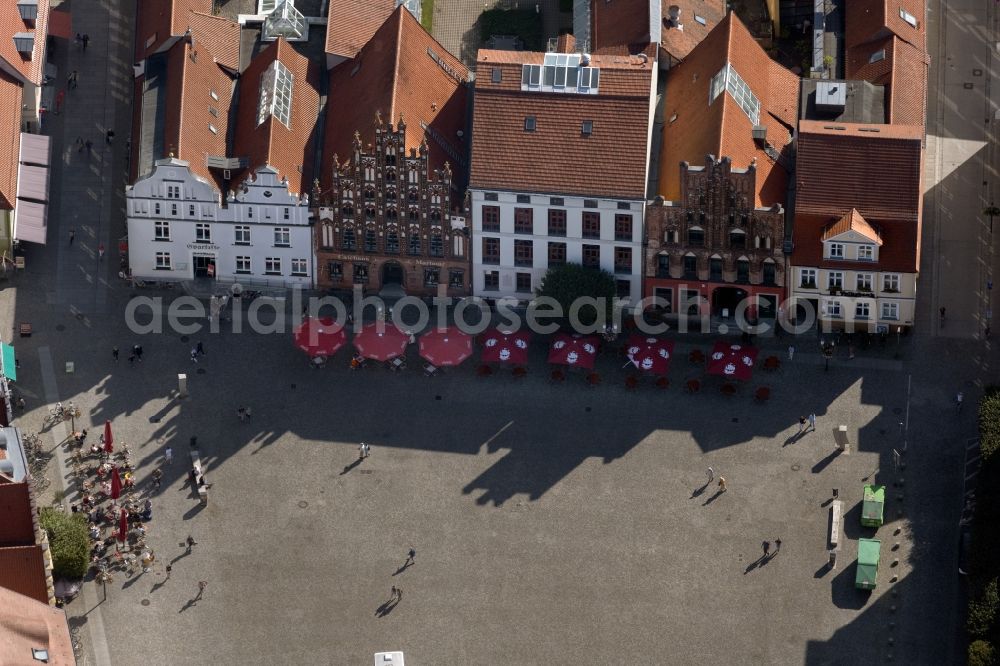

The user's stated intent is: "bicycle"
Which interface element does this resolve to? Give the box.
[29,474,50,493]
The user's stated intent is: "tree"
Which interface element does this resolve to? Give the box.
[970,640,997,666]
[39,507,90,579]
[535,263,617,329]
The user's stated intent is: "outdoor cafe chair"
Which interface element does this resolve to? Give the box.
[512,367,528,380]
[550,369,566,384]
[686,379,701,394]
[655,377,669,390]
[720,383,737,397]
[625,376,639,391]
[587,372,601,387]
[477,364,493,377]
[689,349,705,364]
[754,386,771,403]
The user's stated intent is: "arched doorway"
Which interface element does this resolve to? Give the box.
[712,286,747,317]
[381,261,404,286]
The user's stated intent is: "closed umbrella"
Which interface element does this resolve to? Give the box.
[353,322,409,361]
[109,466,122,500]
[419,327,473,367]
[294,317,347,358]
[102,420,113,454]
[117,508,128,543]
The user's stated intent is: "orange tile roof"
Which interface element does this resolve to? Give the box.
[820,208,882,244]
[0,481,34,545]
[659,0,727,62]
[187,12,240,71]
[846,0,924,51]
[0,545,47,604]
[0,587,73,664]
[793,211,917,273]
[795,120,923,222]
[325,0,396,59]
[232,39,321,197]
[657,11,799,207]
[0,0,49,86]
[469,49,653,199]
[0,72,22,210]
[135,0,213,61]
[323,7,470,189]
[886,37,927,127]
[591,0,654,52]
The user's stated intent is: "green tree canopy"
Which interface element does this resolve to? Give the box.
[535,263,617,329]
[40,507,89,579]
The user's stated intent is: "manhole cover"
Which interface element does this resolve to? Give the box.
[791,464,801,471]
[141,599,150,606]
[297,501,308,508]
[180,336,189,343]
[56,325,65,331]
[196,368,206,374]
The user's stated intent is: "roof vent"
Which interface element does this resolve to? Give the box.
[581,52,591,66]
[816,81,846,112]
[752,125,767,141]
[13,32,33,54]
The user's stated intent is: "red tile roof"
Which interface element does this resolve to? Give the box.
[0,545,47,604]
[0,72,22,211]
[469,50,654,199]
[322,7,470,189]
[796,120,923,222]
[187,12,240,71]
[233,38,321,197]
[659,0,727,62]
[820,208,882,244]
[846,34,927,127]
[0,0,49,86]
[590,0,655,53]
[0,587,74,664]
[325,0,396,59]
[0,481,34,545]
[845,0,924,51]
[135,0,213,61]
[793,211,917,273]
[657,12,799,207]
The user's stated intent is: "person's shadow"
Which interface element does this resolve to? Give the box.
[690,481,710,499]
[743,553,770,575]
[374,597,399,617]
[392,560,413,576]
[340,459,363,475]
[703,489,725,505]
[178,597,199,613]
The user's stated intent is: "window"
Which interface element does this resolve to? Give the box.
[154,202,161,215]
[882,302,899,320]
[424,267,440,287]
[154,221,170,241]
[385,231,399,254]
[484,270,499,290]
[708,63,760,124]
[195,223,211,242]
[247,207,253,219]
[899,7,918,27]
[235,256,251,274]
[828,242,844,259]
[688,227,704,247]
[856,273,873,292]
[208,124,218,135]
[614,214,632,241]
[584,199,598,209]
[855,302,871,319]
[614,247,631,274]
[550,197,564,206]
[408,232,421,255]
[155,252,171,270]
[883,273,900,292]
[165,184,181,199]
[514,208,533,234]
[364,187,376,201]
[514,239,533,267]
[264,257,281,275]
[729,229,746,249]
[827,300,842,318]
[709,257,723,281]
[694,13,706,25]
[235,224,250,245]
[274,227,290,246]
[858,245,874,261]
[491,67,502,83]
[429,233,443,257]
[189,204,196,217]
[548,242,566,265]
[482,206,500,232]
[257,60,294,128]
[582,244,600,268]
[327,261,343,281]
[736,258,750,283]
[517,194,531,204]
[581,120,593,136]
[800,268,817,288]
[762,261,776,285]
[617,202,631,211]
[482,237,500,264]
[516,272,532,293]
[682,254,697,278]
[616,279,631,299]
[353,263,369,284]
[283,208,290,220]
[341,228,357,251]
[449,269,464,289]
[828,271,844,289]
[364,228,377,252]
[484,192,499,202]
[170,203,178,216]
[657,254,669,278]
[869,49,886,64]
[524,116,536,132]
[582,212,601,239]
[548,209,566,236]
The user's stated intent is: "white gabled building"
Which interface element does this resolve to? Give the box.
[126,159,314,287]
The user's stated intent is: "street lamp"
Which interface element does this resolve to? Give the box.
[984,203,1000,234]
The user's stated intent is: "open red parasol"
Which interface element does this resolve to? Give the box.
[102,420,113,454]
[353,322,410,361]
[707,341,759,381]
[419,327,473,367]
[293,317,347,358]
[547,333,599,370]
[625,335,675,375]
[480,329,532,365]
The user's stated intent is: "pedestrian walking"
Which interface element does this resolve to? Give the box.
[112,346,119,362]
[186,535,197,553]
[151,468,162,489]
[237,407,245,422]
[706,466,714,484]
[196,341,205,356]
[74,33,82,49]
[98,243,105,261]
[787,345,795,361]
[67,71,78,89]
[134,344,143,361]
[808,413,816,432]
[190,348,198,364]
[75,136,84,152]
[164,447,173,465]
[54,90,64,114]
[128,351,136,365]
[762,540,770,557]
[105,129,115,144]
[957,391,964,414]
[774,538,782,553]
[195,580,207,600]
[798,416,806,434]
[717,476,727,492]
[165,564,172,578]
[390,586,401,602]
[68,228,75,246]
[81,34,89,50]
[405,547,416,565]
[16,397,25,411]
[244,406,252,421]
[359,442,367,459]
[84,139,92,153]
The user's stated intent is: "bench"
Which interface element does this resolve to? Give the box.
[830,500,843,547]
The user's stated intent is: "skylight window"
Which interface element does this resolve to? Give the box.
[524,116,536,132]
[581,120,593,136]
[694,14,707,26]
[708,63,760,125]
[521,53,598,94]
[899,8,917,28]
[257,60,294,128]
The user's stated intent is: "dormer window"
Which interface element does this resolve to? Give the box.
[858,244,875,261]
[13,33,33,54]
[828,242,844,259]
[17,0,37,21]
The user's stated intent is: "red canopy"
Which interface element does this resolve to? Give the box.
[294,317,346,357]
[102,420,113,454]
[353,322,409,361]
[117,508,128,543]
[707,342,759,381]
[419,327,473,367]
[625,335,675,375]
[481,329,532,365]
[547,333,599,370]
[110,466,122,500]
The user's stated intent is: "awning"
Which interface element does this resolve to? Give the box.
[2,343,16,381]
[47,7,71,39]
[13,200,47,245]
[16,165,48,202]
[19,133,50,167]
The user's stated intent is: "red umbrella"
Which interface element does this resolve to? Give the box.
[707,341,759,381]
[625,335,675,375]
[102,420,113,454]
[353,322,409,362]
[294,317,346,358]
[116,508,128,543]
[109,466,122,500]
[419,327,473,367]
[480,329,532,365]
[547,333,599,370]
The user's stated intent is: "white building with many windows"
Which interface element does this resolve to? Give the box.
[467,45,656,305]
[126,159,313,287]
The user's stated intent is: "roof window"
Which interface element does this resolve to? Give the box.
[581,120,593,136]
[208,124,218,135]
[694,14,706,26]
[899,8,918,28]
[869,49,885,63]
[257,60,294,128]
[708,63,760,125]
[491,67,502,83]
[521,53,599,95]
[524,116,536,132]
